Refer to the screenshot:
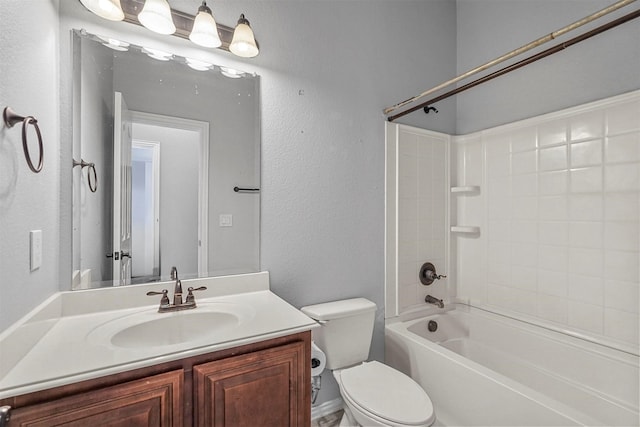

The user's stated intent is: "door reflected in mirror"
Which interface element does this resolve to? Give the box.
[72,30,260,289]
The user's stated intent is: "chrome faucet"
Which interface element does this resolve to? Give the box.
[147,266,207,312]
[425,295,444,308]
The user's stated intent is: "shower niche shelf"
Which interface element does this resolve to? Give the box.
[450,186,481,234]
[450,226,480,234]
[450,185,480,194]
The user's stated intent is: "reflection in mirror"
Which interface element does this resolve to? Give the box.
[72,30,260,289]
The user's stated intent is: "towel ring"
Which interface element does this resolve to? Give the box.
[73,158,98,193]
[3,107,44,173]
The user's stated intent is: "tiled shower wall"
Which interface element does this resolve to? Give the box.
[453,91,640,348]
[391,126,449,314]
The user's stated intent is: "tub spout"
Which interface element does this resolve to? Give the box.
[425,295,444,308]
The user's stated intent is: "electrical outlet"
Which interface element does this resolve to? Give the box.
[30,230,42,271]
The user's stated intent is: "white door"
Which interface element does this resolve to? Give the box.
[113,92,133,286]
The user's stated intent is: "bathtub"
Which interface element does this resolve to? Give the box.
[385,303,639,426]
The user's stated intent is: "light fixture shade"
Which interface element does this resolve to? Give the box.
[186,58,213,71]
[229,14,259,58]
[138,0,176,35]
[80,0,124,21]
[220,67,243,79]
[98,36,130,51]
[142,47,173,61]
[189,2,222,48]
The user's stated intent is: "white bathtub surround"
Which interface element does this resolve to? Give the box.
[452,91,640,349]
[0,271,317,399]
[385,124,450,317]
[386,304,639,426]
[385,92,640,427]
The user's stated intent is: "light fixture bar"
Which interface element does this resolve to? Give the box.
[119,0,244,53]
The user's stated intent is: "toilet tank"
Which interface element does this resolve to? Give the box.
[301,298,377,370]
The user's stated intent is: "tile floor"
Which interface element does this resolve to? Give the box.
[311,410,446,427]
[311,409,343,427]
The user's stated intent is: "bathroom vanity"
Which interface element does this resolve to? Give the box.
[0,272,316,426]
[1,332,309,426]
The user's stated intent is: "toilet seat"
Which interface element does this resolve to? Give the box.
[338,361,435,426]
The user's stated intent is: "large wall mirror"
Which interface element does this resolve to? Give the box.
[72,30,260,289]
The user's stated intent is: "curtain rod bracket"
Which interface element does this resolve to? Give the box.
[424,106,439,114]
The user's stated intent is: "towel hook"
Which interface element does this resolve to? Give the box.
[3,107,44,173]
[73,158,98,193]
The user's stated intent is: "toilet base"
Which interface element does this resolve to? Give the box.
[338,404,359,427]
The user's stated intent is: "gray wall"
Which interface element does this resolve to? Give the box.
[243,0,458,403]
[456,0,640,134]
[0,0,60,329]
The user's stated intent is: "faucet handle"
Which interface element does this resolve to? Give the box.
[419,262,447,286]
[185,286,207,304]
[147,289,170,306]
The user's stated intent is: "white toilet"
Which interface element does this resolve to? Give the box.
[301,298,436,427]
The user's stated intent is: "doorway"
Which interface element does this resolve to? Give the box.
[130,111,209,283]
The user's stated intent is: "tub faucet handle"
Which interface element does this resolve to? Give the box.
[420,262,447,286]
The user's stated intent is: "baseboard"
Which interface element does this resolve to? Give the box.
[311,397,344,421]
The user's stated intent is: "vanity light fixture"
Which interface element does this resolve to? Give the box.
[78,0,260,58]
[79,0,124,21]
[189,1,222,48]
[229,14,259,58]
[138,0,176,35]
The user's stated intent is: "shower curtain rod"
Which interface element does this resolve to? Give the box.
[386,7,640,122]
[383,0,637,116]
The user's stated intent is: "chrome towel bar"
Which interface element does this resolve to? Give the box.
[234,186,260,193]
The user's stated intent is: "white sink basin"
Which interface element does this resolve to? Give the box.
[88,302,255,349]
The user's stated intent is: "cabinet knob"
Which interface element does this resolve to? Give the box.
[0,405,11,427]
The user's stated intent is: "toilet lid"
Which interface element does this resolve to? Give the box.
[340,361,434,426]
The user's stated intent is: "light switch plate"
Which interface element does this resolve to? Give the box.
[30,230,42,271]
[219,214,233,227]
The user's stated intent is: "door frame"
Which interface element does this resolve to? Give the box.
[130,111,210,277]
[131,139,161,278]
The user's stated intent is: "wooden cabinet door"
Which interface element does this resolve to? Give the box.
[7,370,183,427]
[194,341,308,427]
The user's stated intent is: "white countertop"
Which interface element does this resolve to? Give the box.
[0,272,318,399]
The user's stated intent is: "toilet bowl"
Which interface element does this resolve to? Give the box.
[334,361,435,427]
[300,298,436,427]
